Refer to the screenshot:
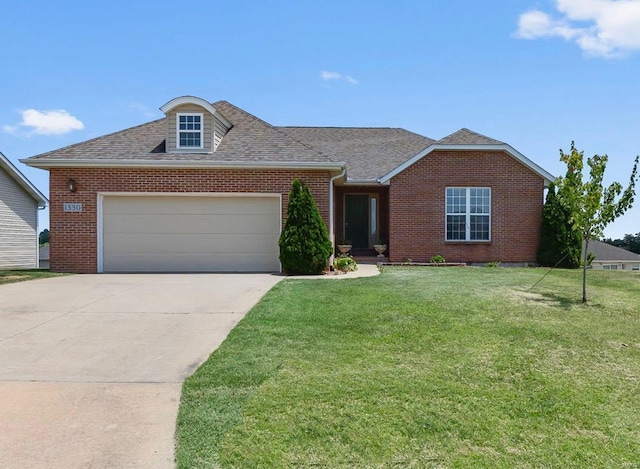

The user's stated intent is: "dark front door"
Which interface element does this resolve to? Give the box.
[345,194,369,249]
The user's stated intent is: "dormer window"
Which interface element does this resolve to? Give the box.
[177,113,203,149]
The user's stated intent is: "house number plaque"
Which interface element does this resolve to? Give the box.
[63,203,83,212]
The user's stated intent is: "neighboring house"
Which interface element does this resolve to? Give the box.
[586,240,640,271]
[0,152,48,269]
[23,96,553,273]
[39,244,50,269]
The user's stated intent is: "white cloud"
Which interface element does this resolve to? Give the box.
[515,0,640,57]
[320,70,359,85]
[3,109,85,136]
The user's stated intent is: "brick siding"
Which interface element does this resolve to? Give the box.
[389,150,544,264]
[49,168,331,273]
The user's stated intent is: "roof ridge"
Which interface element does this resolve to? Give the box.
[28,118,165,160]
[213,101,337,163]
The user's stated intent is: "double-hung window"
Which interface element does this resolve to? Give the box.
[446,187,491,241]
[177,113,203,149]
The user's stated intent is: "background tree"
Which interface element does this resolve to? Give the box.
[555,142,639,302]
[38,229,49,245]
[537,181,582,268]
[603,232,640,254]
[279,179,333,275]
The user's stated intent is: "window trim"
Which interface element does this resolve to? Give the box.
[176,112,204,150]
[445,187,491,242]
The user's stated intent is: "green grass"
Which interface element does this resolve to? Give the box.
[176,267,640,468]
[0,269,67,285]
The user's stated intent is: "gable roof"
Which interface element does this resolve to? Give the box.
[278,127,435,180]
[23,100,341,170]
[437,128,505,145]
[378,129,555,184]
[586,240,640,262]
[22,98,553,184]
[0,152,48,208]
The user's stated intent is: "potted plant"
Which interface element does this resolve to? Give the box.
[373,239,387,257]
[337,239,352,254]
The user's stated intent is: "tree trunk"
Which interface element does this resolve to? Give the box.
[582,238,589,303]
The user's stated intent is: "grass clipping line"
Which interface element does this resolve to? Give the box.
[175,267,640,468]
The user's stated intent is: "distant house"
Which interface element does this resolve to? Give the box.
[0,152,48,269]
[586,240,640,271]
[23,96,554,273]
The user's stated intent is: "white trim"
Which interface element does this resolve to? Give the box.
[176,112,204,150]
[344,178,390,186]
[160,96,233,128]
[379,143,555,185]
[328,168,347,266]
[23,159,346,170]
[96,192,283,273]
[0,152,48,207]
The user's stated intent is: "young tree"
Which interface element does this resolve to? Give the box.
[555,142,639,302]
[537,181,582,268]
[279,179,333,275]
[39,229,50,245]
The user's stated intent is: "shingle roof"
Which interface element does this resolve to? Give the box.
[437,128,505,145]
[585,240,640,261]
[26,101,334,164]
[278,127,434,180]
[24,100,528,181]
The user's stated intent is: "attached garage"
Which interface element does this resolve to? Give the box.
[99,194,281,273]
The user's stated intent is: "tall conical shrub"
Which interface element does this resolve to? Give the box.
[537,182,581,268]
[279,179,332,274]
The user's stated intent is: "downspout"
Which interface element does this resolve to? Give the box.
[329,167,347,267]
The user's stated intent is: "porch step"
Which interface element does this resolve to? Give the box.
[353,256,388,264]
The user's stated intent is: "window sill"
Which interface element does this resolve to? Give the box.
[445,240,492,244]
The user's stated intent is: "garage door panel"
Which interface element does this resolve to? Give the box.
[104,234,279,253]
[104,252,279,272]
[103,214,280,235]
[102,195,281,272]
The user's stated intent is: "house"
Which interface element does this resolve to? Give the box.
[586,240,640,271]
[0,152,48,269]
[23,96,553,273]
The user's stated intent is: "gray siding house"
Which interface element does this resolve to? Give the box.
[0,152,48,269]
[586,239,640,271]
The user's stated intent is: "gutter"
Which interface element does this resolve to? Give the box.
[20,158,346,171]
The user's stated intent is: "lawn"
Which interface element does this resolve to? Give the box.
[0,269,67,285]
[176,267,640,468]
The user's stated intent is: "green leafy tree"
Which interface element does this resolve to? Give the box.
[39,229,49,245]
[279,179,332,274]
[555,142,639,302]
[537,181,582,268]
[603,232,640,254]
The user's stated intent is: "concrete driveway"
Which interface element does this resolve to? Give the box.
[0,273,282,468]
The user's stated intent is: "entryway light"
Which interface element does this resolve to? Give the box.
[68,178,77,192]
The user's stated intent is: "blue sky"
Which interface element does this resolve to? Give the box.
[2,0,639,238]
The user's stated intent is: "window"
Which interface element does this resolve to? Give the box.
[602,264,619,270]
[177,113,203,149]
[446,187,491,241]
[632,265,639,271]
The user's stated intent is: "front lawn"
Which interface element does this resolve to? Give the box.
[176,267,640,468]
[0,269,67,285]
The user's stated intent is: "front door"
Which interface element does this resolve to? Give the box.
[345,194,370,249]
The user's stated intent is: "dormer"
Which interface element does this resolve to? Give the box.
[160,96,232,153]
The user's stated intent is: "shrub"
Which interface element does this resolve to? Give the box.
[487,261,501,268]
[279,179,333,275]
[430,255,446,263]
[333,255,358,272]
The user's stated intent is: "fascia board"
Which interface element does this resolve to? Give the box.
[379,144,555,185]
[21,158,346,171]
[1,152,48,207]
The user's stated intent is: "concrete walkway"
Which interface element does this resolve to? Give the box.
[0,274,282,469]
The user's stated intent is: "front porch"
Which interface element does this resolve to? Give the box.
[334,186,389,260]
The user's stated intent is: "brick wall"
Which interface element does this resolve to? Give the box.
[49,168,331,273]
[389,150,545,264]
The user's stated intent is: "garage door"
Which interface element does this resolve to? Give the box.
[101,195,280,272]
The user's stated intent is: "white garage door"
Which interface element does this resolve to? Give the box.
[101,195,281,272]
